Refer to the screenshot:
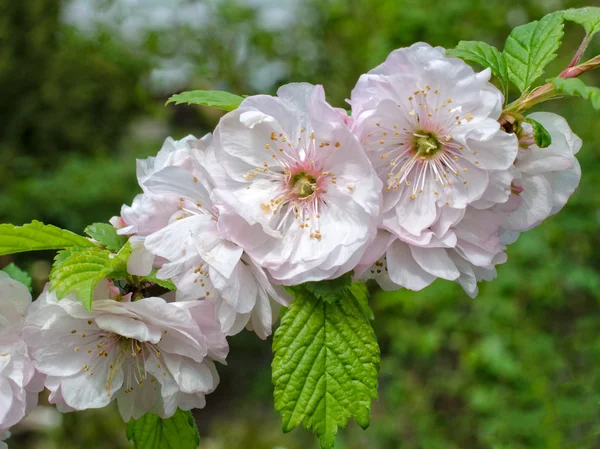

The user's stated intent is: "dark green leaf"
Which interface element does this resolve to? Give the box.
[0,221,95,256]
[523,117,552,148]
[166,90,244,111]
[503,13,565,93]
[296,272,354,304]
[84,223,127,251]
[348,281,374,320]
[2,263,32,292]
[141,269,176,291]
[126,409,200,449]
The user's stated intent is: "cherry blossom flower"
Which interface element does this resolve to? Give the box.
[502,112,582,232]
[350,43,518,237]
[112,135,212,276]
[143,160,290,339]
[357,206,507,298]
[0,272,43,435]
[211,83,382,284]
[23,287,228,421]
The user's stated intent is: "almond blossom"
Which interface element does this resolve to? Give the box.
[211,83,382,285]
[22,286,228,421]
[0,272,43,436]
[350,43,518,295]
[112,135,212,276]
[501,112,582,232]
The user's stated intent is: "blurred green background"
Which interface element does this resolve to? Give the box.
[2,0,600,448]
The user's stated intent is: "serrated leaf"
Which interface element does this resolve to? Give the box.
[166,90,244,111]
[347,281,374,321]
[563,7,600,36]
[2,263,33,292]
[126,409,200,449]
[447,41,509,97]
[503,12,565,93]
[523,117,552,148]
[84,223,127,252]
[141,269,176,291]
[272,289,380,449]
[297,272,354,304]
[50,245,129,310]
[550,77,600,110]
[0,221,95,256]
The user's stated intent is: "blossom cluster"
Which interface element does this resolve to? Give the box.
[0,43,581,439]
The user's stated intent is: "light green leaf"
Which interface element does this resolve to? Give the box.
[523,117,552,148]
[2,263,33,292]
[503,12,565,93]
[347,281,374,321]
[563,7,600,36]
[0,221,95,256]
[447,41,509,97]
[272,288,380,449]
[141,269,176,291]
[126,409,200,449]
[50,245,129,310]
[84,223,127,252]
[550,77,600,110]
[166,90,244,111]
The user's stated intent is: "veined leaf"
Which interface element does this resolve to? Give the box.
[126,409,200,449]
[84,223,127,252]
[0,221,95,256]
[563,7,600,36]
[523,117,552,148]
[550,77,600,110]
[297,272,354,304]
[447,41,509,97]
[50,245,130,310]
[166,90,244,111]
[141,269,176,291]
[2,263,33,292]
[272,288,380,449]
[503,12,565,93]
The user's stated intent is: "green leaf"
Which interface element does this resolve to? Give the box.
[126,409,200,449]
[166,90,244,111]
[347,281,374,321]
[50,245,129,310]
[503,12,565,93]
[297,272,354,304]
[549,77,600,110]
[272,288,380,449]
[141,269,176,291]
[84,223,127,252]
[2,263,32,292]
[447,41,509,97]
[563,7,600,36]
[523,117,552,148]
[0,220,95,256]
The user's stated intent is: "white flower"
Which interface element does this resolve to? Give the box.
[350,43,518,237]
[114,135,212,276]
[502,112,582,232]
[211,83,383,284]
[357,207,507,298]
[23,288,228,421]
[0,272,42,433]
[143,159,291,339]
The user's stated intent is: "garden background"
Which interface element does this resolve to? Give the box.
[2,0,600,448]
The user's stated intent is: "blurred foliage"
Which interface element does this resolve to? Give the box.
[3,0,600,448]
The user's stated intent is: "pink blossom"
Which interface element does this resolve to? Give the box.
[211,83,382,285]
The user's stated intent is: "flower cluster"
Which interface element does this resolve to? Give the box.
[0,42,583,443]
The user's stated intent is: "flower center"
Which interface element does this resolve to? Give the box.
[291,172,317,198]
[413,130,442,158]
